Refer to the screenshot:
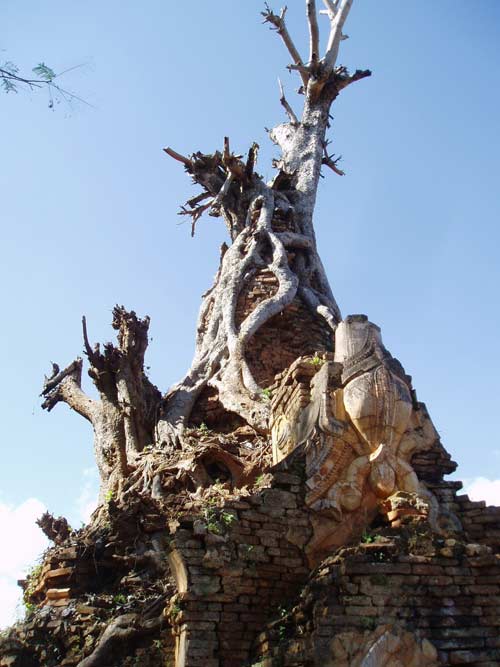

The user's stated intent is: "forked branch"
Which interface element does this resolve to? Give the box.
[278,78,299,124]
[262,4,309,88]
[322,141,344,176]
[41,357,97,422]
[165,137,260,239]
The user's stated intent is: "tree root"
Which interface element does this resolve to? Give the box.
[77,613,164,667]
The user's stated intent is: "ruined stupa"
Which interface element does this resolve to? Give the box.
[1,3,499,666]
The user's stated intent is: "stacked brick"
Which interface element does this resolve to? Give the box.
[166,469,312,667]
[163,456,500,667]
[252,537,500,666]
[455,496,500,554]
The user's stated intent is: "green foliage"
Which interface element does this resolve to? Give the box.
[23,562,43,609]
[275,606,290,643]
[203,504,237,534]
[104,489,114,503]
[361,531,375,544]
[112,593,127,605]
[221,510,236,527]
[309,355,323,367]
[254,474,265,486]
[261,387,272,400]
[24,601,36,616]
[170,602,182,618]
[199,422,209,434]
[0,61,19,93]
[1,56,90,109]
[32,63,56,82]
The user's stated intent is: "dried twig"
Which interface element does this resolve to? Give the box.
[278,78,299,125]
[322,142,345,175]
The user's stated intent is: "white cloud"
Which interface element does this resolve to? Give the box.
[0,468,101,630]
[75,467,99,525]
[463,477,500,507]
[0,498,49,629]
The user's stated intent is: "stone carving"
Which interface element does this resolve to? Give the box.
[270,314,439,551]
[328,625,438,667]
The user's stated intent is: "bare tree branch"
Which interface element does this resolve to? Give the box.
[245,142,259,180]
[322,143,345,175]
[306,0,320,65]
[82,315,98,365]
[278,78,299,125]
[186,192,211,209]
[163,146,192,167]
[262,4,309,88]
[321,0,338,18]
[41,358,97,422]
[323,0,353,71]
[0,63,93,108]
[335,67,372,91]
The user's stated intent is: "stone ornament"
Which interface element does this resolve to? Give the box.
[328,625,438,667]
[270,314,438,551]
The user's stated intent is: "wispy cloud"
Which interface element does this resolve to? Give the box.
[0,467,101,628]
[75,467,99,525]
[0,498,49,628]
[462,477,500,507]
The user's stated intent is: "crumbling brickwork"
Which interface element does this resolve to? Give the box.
[252,530,500,666]
[166,469,312,667]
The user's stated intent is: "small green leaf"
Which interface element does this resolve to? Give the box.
[32,63,56,82]
[1,77,17,93]
[2,61,19,76]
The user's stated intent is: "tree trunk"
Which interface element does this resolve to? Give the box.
[158,69,369,445]
[40,0,370,502]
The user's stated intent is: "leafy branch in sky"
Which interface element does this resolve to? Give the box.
[0,57,91,109]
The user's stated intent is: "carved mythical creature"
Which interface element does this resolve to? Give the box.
[270,315,438,531]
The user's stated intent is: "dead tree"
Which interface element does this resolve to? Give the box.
[41,306,161,500]
[158,0,370,442]
[41,1,369,498]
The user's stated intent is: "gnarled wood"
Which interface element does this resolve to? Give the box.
[42,306,161,501]
[157,1,369,446]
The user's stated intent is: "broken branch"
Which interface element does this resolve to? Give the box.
[42,358,82,396]
[335,67,372,91]
[262,4,309,88]
[278,78,299,125]
[163,146,192,168]
[245,142,259,180]
[40,357,97,422]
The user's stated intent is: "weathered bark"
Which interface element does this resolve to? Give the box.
[41,306,161,501]
[40,0,369,490]
[157,3,370,444]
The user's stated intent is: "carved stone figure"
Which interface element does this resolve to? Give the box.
[270,314,440,555]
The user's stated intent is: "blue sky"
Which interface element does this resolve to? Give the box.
[1,0,500,625]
